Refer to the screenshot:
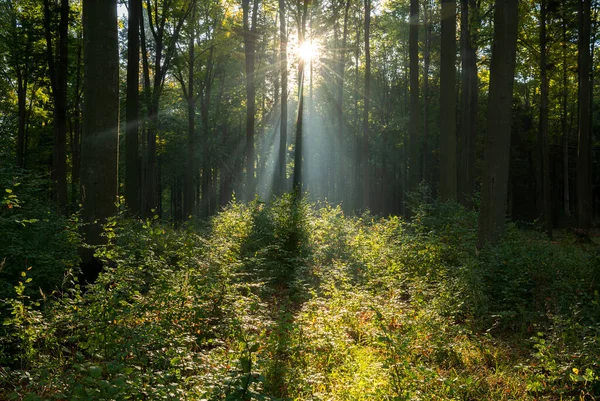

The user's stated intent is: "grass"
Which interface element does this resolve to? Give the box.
[1,195,599,400]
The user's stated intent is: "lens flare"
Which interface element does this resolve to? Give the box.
[298,41,319,62]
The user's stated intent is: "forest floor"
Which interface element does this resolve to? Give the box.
[1,196,600,400]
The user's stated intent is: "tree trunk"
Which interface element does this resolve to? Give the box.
[126,0,141,216]
[71,31,83,208]
[576,0,592,235]
[201,46,215,217]
[184,2,196,219]
[458,0,477,206]
[362,0,371,209]
[278,0,288,194]
[477,0,519,247]
[243,0,259,199]
[293,1,308,195]
[440,0,457,201]
[562,0,570,220]
[408,0,420,193]
[80,0,119,282]
[538,0,552,238]
[16,80,26,168]
[422,0,431,184]
[44,0,69,211]
[336,0,351,203]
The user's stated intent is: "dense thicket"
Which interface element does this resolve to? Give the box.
[1,193,600,399]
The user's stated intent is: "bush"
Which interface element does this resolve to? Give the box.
[0,164,80,300]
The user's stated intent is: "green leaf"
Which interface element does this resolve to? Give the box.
[240,356,251,373]
[89,365,102,378]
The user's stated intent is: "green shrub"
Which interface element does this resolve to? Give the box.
[0,165,80,300]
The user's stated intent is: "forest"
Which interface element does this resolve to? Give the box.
[1,0,600,399]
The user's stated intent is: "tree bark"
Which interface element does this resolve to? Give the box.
[458,0,477,206]
[408,0,420,193]
[278,0,288,194]
[126,0,141,216]
[440,0,457,201]
[243,0,259,199]
[477,0,519,247]
[44,0,69,211]
[538,0,552,238]
[362,0,371,209]
[576,0,592,235]
[184,2,196,219]
[293,1,308,195]
[80,0,119,282]
[71,31,83,208]
[562,0,570,219]
[201,45,215,217]
[422,0,431,184]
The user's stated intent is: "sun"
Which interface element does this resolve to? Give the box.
[298,41,319,62]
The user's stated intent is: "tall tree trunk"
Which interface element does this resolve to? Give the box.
[278,0,288,194]
[243,0,259,199]
[126,0,141,216]
[477,0,519,247]
[422,0,431,184]
[44,0,69,210]
[576,0,592,235]
[362,0,371,209]
[336,0,351,203]
[440,0,457,201]
[539,0,552,238]
[16,79,26,168]
[293,1,308,195]
[458,0,477,206]
[71,32,83,207]
[80,0,119,282]
[184,2,196,219]
[562,0,571,220]
[408,0,420,193]
[201,46,215,217]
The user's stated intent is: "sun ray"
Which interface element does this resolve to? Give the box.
[298,41,319,62]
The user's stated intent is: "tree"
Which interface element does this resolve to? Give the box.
[140,0,191,218]
[458,0,477,206]
[538,0,552,238]
[125,0,142,216]
[362,0,371,208]
[43,0,69,210]
[278,0,288,194]
[0,0,43,169]
[80,0,119,281]
[422,0,433,184]
[439,0,457,201]
[478,0,519,247]
[293,0,308,194]
[408,0,419,194]
[561,0,571,220]
[125,0,141,216]
[242,0,260,198]
[576,0,592,236]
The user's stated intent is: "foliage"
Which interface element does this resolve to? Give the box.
[1,197,599,400]
[0,163,81,300]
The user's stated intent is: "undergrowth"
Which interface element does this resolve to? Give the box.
[1,192,599,400]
